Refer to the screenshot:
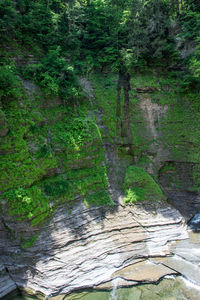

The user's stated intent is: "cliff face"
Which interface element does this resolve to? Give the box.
[0,72,200,298]
[0,201,188,299]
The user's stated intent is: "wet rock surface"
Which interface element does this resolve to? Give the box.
[0,265,17,298]
[97,259,177,289]
[188,214,200,231]
[159,162,200,220]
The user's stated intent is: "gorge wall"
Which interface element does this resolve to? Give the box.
[0,70,200,299]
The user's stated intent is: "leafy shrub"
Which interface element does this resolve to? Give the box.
[0,0,17,40]
[0,65,22,105]
[2,186,50,224]
[21,47,80,102]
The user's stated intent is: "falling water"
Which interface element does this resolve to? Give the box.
[109,277,121,300]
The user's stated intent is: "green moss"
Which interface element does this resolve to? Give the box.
[44,179,69,197]
[160,164,176,174]
[130,71,160,88]
[0,103,58,192]
[66,166,108,181]
[6,69,200,247]
[192,164,200,189]
[161,92,200,163]
[137,155,153,167]
[0,86,112,236]
[123,166,164,203]
[21,233,39,249]
[92,73,118,140]
[2,186,51,225]
[84,190,113,207]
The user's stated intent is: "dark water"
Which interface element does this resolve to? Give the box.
[4,276,200,300]
[63,277,200,300]
[2,291,38,300]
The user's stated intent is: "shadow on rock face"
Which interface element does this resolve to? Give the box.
[188,213,200,232]
[159,161,200,220]
[0,196,188,299]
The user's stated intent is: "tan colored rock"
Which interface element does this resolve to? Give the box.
[113,259,177,282]
[96,277,137,290]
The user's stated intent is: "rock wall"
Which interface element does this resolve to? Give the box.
[0,200,188,298]
[130,87,200,220]
[1,73,200,299]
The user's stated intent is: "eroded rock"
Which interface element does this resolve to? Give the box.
[0,201,188,298]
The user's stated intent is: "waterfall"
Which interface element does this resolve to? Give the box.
[109,278,120,300]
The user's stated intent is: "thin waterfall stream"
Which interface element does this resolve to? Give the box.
[109,278,121,300]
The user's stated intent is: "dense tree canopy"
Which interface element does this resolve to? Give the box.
[0,0,199,103]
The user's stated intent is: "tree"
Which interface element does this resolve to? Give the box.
[0,0,18,41]
[127,0,173,65]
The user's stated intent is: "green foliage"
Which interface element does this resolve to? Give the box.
[44,179,69,197]
[17,1,54,49]
[179,11,200,41]
[79,0,120,70]
[177,7,200,90]
[0,84,111,238]
[127,0,176,66]
[123,166,164,203]
[21,47,80,102]
[0,103,57,192]
[84,190,113,207]
[0,0,17,41]
[21,233,39,249]
[0,65,22,105]
[189,36,200,79]
[92,73,118,140]
[2,186,50,225]
[1,0,199,80]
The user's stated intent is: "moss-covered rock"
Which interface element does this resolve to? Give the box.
[0,82,112,236]
[123,166,165,203]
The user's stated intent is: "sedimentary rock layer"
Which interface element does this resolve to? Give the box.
[0,201,188,298]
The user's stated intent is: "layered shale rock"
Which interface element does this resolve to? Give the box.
[0,201,188,298]
[0,266,17,298]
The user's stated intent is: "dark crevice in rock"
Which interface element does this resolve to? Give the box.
[158,161,200,219]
